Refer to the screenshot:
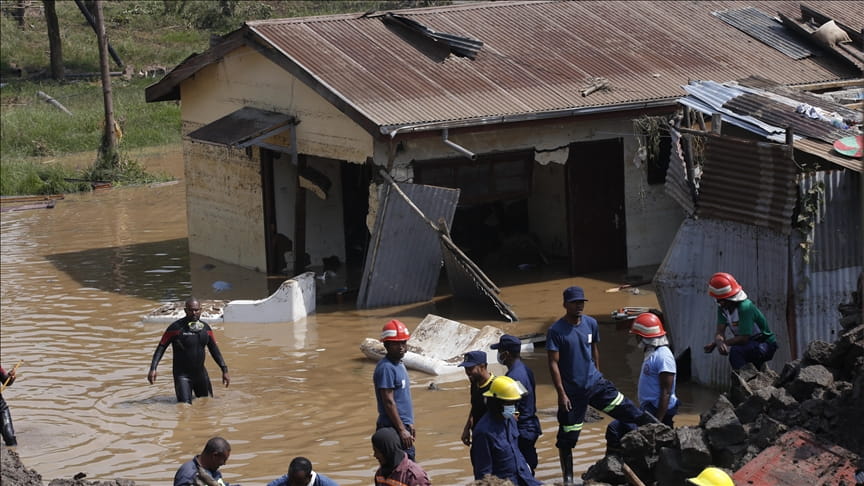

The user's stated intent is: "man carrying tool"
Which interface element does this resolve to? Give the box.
[705,272,778,370]
[374,319,416,460]
[148,298,230,404]
[1,361,20,446]
[547,286,654,485]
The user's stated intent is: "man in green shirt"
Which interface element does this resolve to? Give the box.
[705,272,778,370]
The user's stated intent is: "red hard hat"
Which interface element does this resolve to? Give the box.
[630,313,667,338]
[381,319,410,342]
[708,272,742,300]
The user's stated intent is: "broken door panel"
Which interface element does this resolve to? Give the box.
[357,182,459,309]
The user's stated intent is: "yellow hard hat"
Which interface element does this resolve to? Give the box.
[483,375,527,401]
[687,467,734,486]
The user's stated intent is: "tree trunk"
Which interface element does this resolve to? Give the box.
[94,0,117,164]
[43,0,64,81]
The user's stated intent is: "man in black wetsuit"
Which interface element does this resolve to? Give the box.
[148,298,230,404]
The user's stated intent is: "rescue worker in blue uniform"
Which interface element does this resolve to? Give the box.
[470,376,541,486]
[148,298,230,404]
[373,319,416,460]
[547,286,654,485]
[491,334,541,474]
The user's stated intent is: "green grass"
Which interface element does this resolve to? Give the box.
[1,1,449,194]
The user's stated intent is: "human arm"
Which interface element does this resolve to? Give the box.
[148,344,168,384]
[547,350,571,411]
[656,372,675,422]
[462,411,474,446]
[379,388,414,449]
[469,430,493,479]
[591,341,600,373]
[0,367,15,386]
[205,330,230,387]
[704,323,727,354]
[265,474,289,486]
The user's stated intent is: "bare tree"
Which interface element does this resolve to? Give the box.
[43,0,64,80]
[93,0,116,163]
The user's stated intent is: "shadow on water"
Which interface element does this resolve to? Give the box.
[44,238,191,302]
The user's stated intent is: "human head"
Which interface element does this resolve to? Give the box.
[708,273,747,302]
[483,375,527,417]
[458,351,489,383]
[686,467,734,486]
[199,436,231,470]
[185,298,202,320]
[380,319,410,361]
[630,313,667,339]
[563,286,588,318]
[371,427,406,473]
[286,457,313,486]
[491,334,521,366]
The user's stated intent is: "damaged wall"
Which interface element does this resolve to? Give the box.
[371,115,685,269]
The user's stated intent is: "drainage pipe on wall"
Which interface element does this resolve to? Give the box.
[442,128,478,160]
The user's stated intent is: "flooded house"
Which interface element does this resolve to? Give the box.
[145,1,863,310]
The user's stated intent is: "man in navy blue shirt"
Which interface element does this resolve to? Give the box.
[547,286,652,485]
[267,456,340,486]
[373,319,416,460]
[492,334,542,475]
[458,350,495,448]
[471,376,541,486]
[174,436,231,486]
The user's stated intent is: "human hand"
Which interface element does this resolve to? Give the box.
[717,342,729,355]
[461,427,471,446]
[222,372,230,387]
[704,342,716,353]
[147,370,157,384]
[399,427,414,450]
[558,394,572,412]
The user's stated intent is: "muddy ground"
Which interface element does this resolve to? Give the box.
[1,445,133,486]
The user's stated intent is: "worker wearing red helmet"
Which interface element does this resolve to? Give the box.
[605,311,679,452]
[705,273,778,370]
[373,319,417,460]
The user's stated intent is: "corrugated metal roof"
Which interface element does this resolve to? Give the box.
[155,0,863,131]
[186,107,294,147]
[790,170,861,358]
[655,217,792,387]
[724,93,857,143]
[713,7,816,59]
[697,135,797,234]
[664,128,696,215]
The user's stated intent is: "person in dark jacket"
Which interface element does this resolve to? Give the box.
[267,456,340,486]
[174,436,231,486]
[470,376,541,486]
[0,363,18,446]
[492,335,542,474]
[371,427,430,486]
[147,298,230,404]
[458,350,495,447]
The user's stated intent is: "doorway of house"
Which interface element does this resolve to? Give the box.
[566,138,627,274]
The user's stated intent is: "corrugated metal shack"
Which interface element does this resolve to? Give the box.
[657,75,862,387]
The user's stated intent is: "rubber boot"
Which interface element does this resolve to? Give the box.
[1,408,16,446]
[559,448,574,485]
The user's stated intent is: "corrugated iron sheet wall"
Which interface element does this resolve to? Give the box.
[790,171,862,356]
[655,218,791,387]
[698,135,796,234]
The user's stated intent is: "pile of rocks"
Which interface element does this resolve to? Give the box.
[583,291,863,486]
[1,444,135,486]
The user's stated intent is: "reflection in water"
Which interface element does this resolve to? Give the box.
[0,154,718,485]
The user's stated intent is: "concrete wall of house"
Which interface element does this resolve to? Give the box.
[272,155,346,268]
[371,116,684,269]
[183,139,267,271]
[178,46,371,272]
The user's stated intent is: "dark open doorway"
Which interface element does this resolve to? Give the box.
[566,138,627,274]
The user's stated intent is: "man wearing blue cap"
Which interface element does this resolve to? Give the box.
[458,350,495,450]
[492,334,541,475]
[547,286,652,485]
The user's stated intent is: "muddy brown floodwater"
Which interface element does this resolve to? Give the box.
[0,146,718,485]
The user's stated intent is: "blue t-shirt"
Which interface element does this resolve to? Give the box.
[546,316,603,393]
[267,471,340,486]
[174,456,224,486]
[470,413,541,486]
[505,360,541,441]
[373,357,414,427]
[638,345,678,410]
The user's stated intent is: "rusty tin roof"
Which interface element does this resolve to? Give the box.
[147,1,864,134]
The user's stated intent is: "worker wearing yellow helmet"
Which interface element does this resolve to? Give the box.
[687,467,734,486]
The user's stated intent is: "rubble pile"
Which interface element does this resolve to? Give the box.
[583,290,864,486]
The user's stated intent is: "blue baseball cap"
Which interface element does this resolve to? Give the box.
[490,334,521,353]
[458,350,487,367]
[563,286,588,302]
